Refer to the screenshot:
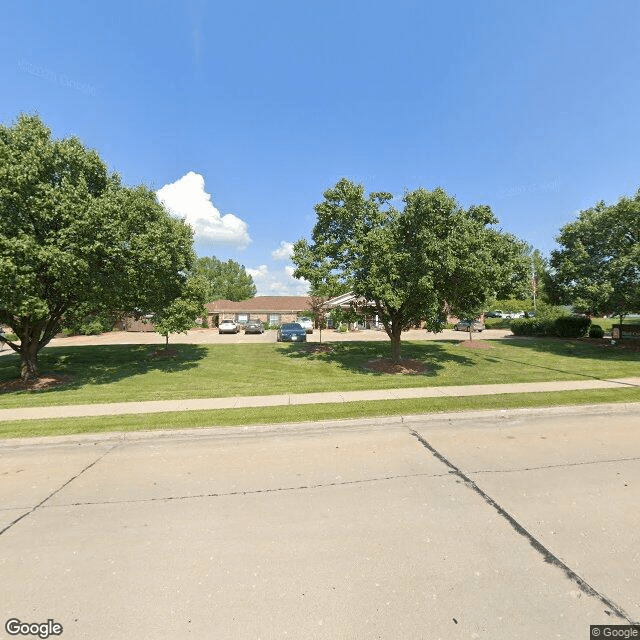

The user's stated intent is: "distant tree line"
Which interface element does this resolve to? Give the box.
[193,256,256,302]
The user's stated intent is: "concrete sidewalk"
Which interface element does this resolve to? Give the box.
[2,377,640,422]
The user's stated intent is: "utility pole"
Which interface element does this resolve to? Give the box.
[531,258,537,311]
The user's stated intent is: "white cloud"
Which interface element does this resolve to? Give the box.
[246,264,309,296]
[272,241,294,261]
[156,172,251,248]
[246,265,269,280]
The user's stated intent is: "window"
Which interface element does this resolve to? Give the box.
[268,313,281,325]
[236,313,249,324]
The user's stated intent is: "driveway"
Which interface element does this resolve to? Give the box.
[1,405,637,639]
[11,327,512,349]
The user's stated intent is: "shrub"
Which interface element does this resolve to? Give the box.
[510,318,538,336]
[62,311,115,336]
[510,317,557,336]
[535,303,569,320]
[554,315,591,338]
[62,318,108,336]
[589,324,604,339]
[80,319,106,335]
[490,298,534,314]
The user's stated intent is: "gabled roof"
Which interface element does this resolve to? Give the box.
[206,296,312,313]
[323,292,368,308]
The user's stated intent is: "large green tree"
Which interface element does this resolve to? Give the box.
[550,192,640,322]
[194,256,256,301]
[293,179,529,361]
[0,114,195,380]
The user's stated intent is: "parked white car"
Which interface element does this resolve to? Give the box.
[218,320,239,334]
[296,316,313,334]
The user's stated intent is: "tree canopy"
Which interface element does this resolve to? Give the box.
[293,179,529,361]
[550,191,640,320]
[0,114,195,379]
[194,256,256,301]
[153,276,208,347]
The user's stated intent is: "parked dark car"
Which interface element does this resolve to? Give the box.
[244,319,264,334]
[276,322,307,342]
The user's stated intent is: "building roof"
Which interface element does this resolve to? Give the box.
[323,291,367,307]
[206,296,312,313]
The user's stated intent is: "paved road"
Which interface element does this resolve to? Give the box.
[1,405,638,639]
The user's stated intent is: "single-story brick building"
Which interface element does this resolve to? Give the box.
[205,296,313,327]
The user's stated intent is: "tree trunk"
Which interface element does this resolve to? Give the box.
[619,314,625,341]
[20,341,40,381]
[165,334,169,348]
[381,311,404,363]
[389,323,404,363]
[390,335,401,362]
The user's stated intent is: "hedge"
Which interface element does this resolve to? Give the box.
[510,315,591,338]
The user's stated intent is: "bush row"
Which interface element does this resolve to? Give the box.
[62,313,115,336]
[510,315,592,338]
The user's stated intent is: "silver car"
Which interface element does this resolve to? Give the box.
[454,319,485,332]
[244,319,264,334]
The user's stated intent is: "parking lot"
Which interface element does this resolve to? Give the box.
[29,326,513,349]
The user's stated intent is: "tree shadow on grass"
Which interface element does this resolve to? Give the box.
[279,340,476,377]
[478,336,640,384]
[0,344,208,394]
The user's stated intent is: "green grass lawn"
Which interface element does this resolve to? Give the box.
[1,337,639,410]
[2,387,640,440]
[590,316,640,331]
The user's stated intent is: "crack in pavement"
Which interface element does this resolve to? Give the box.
[409,429,638,625]
[0,441,123,537]
[32,470,452,509]
[4,423,637,624]
[469,455,640,475]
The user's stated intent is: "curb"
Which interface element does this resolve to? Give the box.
[2,401,639,448]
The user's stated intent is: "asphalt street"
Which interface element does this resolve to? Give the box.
[1,404,639,639]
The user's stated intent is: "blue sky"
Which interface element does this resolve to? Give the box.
[3,1,640,295]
